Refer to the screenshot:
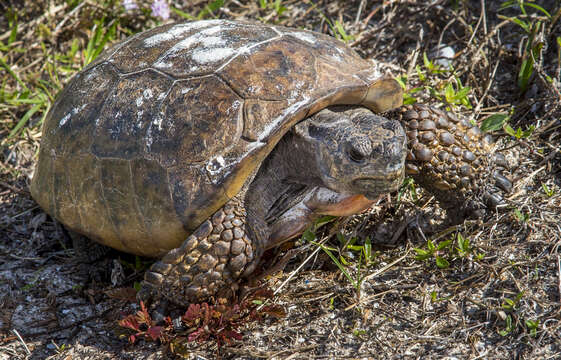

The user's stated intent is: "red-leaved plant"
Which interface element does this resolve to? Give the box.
[118,288,285,352]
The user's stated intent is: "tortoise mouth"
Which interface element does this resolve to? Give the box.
[353,171,404,200]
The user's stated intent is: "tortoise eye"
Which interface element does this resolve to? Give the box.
[349,147,366,163]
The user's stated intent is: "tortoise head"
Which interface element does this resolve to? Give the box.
[293,106,406,200]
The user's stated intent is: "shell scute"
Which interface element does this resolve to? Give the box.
[91,69,174,160]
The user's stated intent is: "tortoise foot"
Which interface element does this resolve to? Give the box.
[139,197,260,306]
[397,104,513,219]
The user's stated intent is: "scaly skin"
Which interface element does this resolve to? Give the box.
[140,196,262,303]
[395,104,511,218]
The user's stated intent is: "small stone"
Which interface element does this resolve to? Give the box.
[406,151,415,161]
[467,126,481,139]
[232,218,243,227]
[197,254,218,271]
[459,164,472,176]
[180,275,192,284]
[447,111,459,123]
[460,119,472,129]
[184,255,199,265]
[215,263,225,273]
[436,116,450,129]
[221,229,233,241]
[419,110,430,119]
[209,234,220,243]
[212,223,224,234]
[435,180,452,190]
[493,153,508,168]
[494,173,513,192]
[197,239,212,251]
[460,177,471,188]
[407,130,418,140]
[223,204,234,215]
[451,146,462,156]
[223,221,233,229]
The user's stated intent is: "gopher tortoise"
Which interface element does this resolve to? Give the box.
[31,20,511,305]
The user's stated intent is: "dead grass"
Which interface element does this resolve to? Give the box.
[1,0,560,359]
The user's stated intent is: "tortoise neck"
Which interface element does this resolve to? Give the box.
[245,131,323,232]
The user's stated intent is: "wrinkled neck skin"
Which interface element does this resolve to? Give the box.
[245,130,375,251]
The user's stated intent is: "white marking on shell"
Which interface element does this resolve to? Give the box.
[143,88,153,99]
[59,104,87,127]
[142,20,223,47]
[206,155,229,180]
[180,87,193,95]
[227,100,241,115]
[290,31,317,44]
[192,47,235,64]
[59,113,71,127]
[153,114,163,131]
[136,96,144,107]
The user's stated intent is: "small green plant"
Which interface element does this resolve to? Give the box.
[332,20,354,43]
[429,290,453,303]
[499,1,553,92]
[513,208,530,223]
[504,123,535,139]
[314,10,354,43]
[257,0,287,20]
[173,0,225,20]
[82,18,118,67]
[337,233,379,267]
[525,319,539,337]
[499,314,515,336]
[397,177,418,203]
[501,291,524,311]
[455,232,470,257]
[414,238,452,269]
[311,240,365,298]
[405,53,472,110]
[541,183,555,197]
[480,113,510,132]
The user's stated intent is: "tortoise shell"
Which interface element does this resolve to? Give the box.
[31,20,402,256]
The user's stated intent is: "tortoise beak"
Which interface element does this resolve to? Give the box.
[354,170,404,200]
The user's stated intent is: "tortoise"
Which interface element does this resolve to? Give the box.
[30,20,511,305]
